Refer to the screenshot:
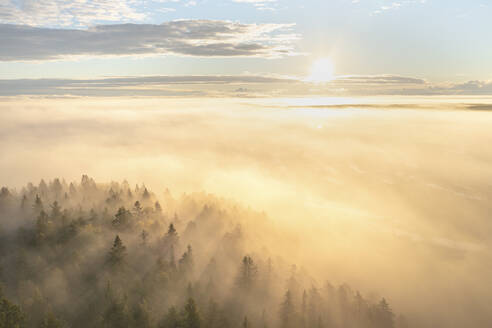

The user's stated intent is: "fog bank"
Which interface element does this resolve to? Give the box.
[1,96,492,327]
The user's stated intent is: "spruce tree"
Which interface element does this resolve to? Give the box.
[182,298,200,328]
[279,290,296,328]
[108,235,127,268]
[237,256,257,290]
[33,194,44,214]
[0,288,25,328]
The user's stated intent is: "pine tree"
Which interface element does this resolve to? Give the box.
[33,194,44,214]
[307,288,321,328]
[141,230,149,245]
[133,201,143,218]
[108,235,127,268]
[38,180,48,196]
[279,290,296,328]
[182,298,200,328]
[102,295,129,328]
[35,210,49,243]
[20,195,28,210]
[51,178,63,199]
[131,301,152,328]
[159,307,180,328]
[179,245,194,277]
[0,288,25,328]
[112,207,132,229]
[169,244,177,272]
[50,201,62,220]
[165,223,179,250]
[142,188,150,199]
[203,300,219,328]
[168,223,177,235]
[39,312,64,328]
[236,256,258,290]
[69,183,77,196]
[301,290,307,328]
[378,298,394,328]
[155,201,162,213]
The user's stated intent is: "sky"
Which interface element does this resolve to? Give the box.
[0,0,491,97]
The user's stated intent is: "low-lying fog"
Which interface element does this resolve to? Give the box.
[1,96,491,327]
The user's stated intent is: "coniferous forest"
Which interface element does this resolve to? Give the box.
[0,176,408,328]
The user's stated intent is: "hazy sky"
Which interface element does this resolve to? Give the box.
[0,0,491,97]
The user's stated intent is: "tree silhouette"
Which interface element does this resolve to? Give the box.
[182,298,200,328]
[108,235,127,268]
[160,307,180,328]
[112,207,132,229]
[237,256,258,290]
[279,290,296,328]
[33,194,44,214]
[0,288,25,328]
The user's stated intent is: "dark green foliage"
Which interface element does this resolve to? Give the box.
[179,245,194,277]
[168,223,177,235]
[102,296,129,328]
[50,201,62,220]
[159,307,180,328]
[131,301,152,328]
[112,207,132,229]
[133,201,143,218]
[0,177,405,328]
[39,312,64,328]
[108,235,127,268]
[182,298,200,328]
[0,291,25,328]
[35,210,49,243]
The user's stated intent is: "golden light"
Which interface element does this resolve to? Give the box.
[307,57,335,83]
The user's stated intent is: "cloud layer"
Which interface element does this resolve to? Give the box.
[1,97,492,328]
[2,74,492,97]
[0,20,298,61]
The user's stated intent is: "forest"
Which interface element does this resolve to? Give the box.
[0,176,408,328]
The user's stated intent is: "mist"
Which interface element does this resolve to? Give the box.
[1,96,492,327]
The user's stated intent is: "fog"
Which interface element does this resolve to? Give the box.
[1,96,492,327]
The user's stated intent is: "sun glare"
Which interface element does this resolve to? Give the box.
[307,57,335,83]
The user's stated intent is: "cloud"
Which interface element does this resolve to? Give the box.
[0,0,146,27]
[0,20,299,61]
[2,73,491,98]
[447,80,492,94]
[372,0,427,15]
[332,75,426,85]
[0,75,297,97]
[232,0,278,11]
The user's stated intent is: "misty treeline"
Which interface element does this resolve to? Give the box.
[0,176,408,328]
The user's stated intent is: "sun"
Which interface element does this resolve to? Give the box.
[307,57,335,83]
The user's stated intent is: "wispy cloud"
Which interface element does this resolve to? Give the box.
[0,20,299,61]
[0,0,146,27]
[2,74,491,98]
[0,75,297,97]
[232,0,278,11]
[371,0,427,15]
